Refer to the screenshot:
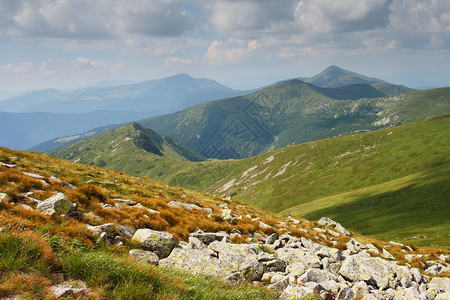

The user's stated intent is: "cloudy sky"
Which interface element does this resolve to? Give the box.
[0,0,449,97]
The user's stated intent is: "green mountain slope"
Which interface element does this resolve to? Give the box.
[304,65,414,95]
[140,81,450,159]
[49,122,204,176]
[161,116,450,247]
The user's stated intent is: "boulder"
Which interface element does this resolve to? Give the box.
[0,193,10,203]
[339,252,396,290]
[129,249,159,265]
[132,229,176,259]
[168,201,213,214]
[86,223,115,236]
[36,193,73,215]
[159,241,265,282]
[381,248,395,260]
[50,284,87,298]
[318,217,351,236]
[190,231,230,245]
[280,284,316,299]
[117,225,135,238]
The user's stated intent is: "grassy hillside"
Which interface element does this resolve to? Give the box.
[49,122,204,177]
[161,116,450,248]
[140,81,450,159]
[0,147,286,299]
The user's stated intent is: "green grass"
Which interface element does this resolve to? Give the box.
[0,231,277,299]
[281,163,450,248]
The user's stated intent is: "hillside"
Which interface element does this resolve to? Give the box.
[140,81,450,159]
[49,122,204,176]
[157,116,450,248]
[51,115,450,248]
[304,65,414,95]
[1,147,449,299]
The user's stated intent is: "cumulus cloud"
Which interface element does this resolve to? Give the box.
[0,0,195,39]
[204,39,262,65]
[165,57,193,65]
[75,57,125,72]
[209,0,296,34]
[0,61,33,73]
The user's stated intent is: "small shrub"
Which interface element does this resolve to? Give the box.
[72,185,108,207]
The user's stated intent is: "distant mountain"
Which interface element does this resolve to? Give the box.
[29,123,126,152]
[304,65,414,96]
[0,110,151,150]
[0,74,244,114]
[140,79,450,159]
[49,122,204,177]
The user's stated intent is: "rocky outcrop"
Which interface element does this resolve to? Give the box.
[318,217,352,236]
[168,200,213,214]
[36,192,74,215]
[132,229,176,259]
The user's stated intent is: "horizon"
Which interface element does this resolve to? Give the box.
[1,1,449,97]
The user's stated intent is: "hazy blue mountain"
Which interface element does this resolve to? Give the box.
[0,74,244,114]
[0,110,152,150]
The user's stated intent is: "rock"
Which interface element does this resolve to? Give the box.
[280,284,315,299]
[318,217,351,236]
[86,223,115,236]
[160,241,264,283]
[266,233,278,244]
[381,248,395,260]
[425,263,449,275]
[187,236,206,249]
[168,200,213,214]
[251,232,267,244]
[268,278,289,292]
[112,198,137,206]
[117,225,135,238]
[23,172,45,179]
[132,229,175,259]
[129,249,159,265]
[221,209,237,222]
[336,287,355,300]
[50,284,87,298]
[0,193,10,203]
[427,277,450,294]
[36,193,73,215]
[436,292,450,300]
[338,252,397,290]
[190,231,230,245]
[49,176,76,190]
[299,268,336,283]
[346,238,363,254]
[134,203,160,214]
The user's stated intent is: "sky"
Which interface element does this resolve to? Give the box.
[0,0,449,98]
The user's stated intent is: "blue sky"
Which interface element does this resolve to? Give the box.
[0,0,449,98]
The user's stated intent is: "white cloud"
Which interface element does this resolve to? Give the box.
[204,39,262,65]
[75,57,125,72]
[165,57,193,65]
[0,61,33,73]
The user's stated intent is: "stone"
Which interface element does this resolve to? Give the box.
[112,198,137,206]
[37,193,73,215]
[190,231,230,245]
[268,278,289,292]
[436,292,450,300]
[221,209,236,222]
[168,200,213,214]
[339,252,397,290]
[318,217,351,236]
[117,225,135,238]
[132,229,176,259]
[129,249,159,265]
[299,268,336,283]
[266,233,279,244]
[427,276,450,294]
[159,241,264,283]
[381,248,395,260]
[0,193,10,202]
[86,223,115,236]
[280,284,315,299]
[50,284,86,298]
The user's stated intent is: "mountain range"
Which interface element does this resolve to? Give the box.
[140,82,449,159]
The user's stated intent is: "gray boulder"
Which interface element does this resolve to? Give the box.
[117,225,135,238]
[37,193,74,215]
[318,217,351,236]
[86,223,115,236]
[129,249,159,265]
[168,201,213,214]
[280,284,315,299]
[190,231,230,245]
[132,229,176,259]
[339,252,397,289]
